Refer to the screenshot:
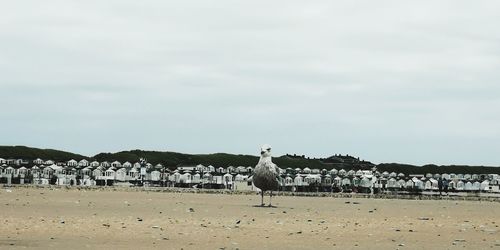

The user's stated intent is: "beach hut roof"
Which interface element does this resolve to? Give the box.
[49,164,62,170]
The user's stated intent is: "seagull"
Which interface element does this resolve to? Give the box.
[252,144,280,207]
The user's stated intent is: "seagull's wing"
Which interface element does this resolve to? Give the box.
[270,163,282,182]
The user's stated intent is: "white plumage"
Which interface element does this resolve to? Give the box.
[252,144,280,207]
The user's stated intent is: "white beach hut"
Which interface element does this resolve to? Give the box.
[67,159,78,167]
[472,181,481,191]
[464,181,473,191]
[93,169,103,179]
[425,178,439,190]
[104,169,116,179]
[78,159,89,167]
[223,173,233,185]
[360,176,372,188]
[180,172,192,183]
[341,177,351,187]
[304,174,321,185]
[129,168,139,179]
[347,170,356,177]
[150,170,161,181]
[172,172,181,183]
[116,168,127,181]
[387,178,399,189]
[111,161,121,168]
[202,172,212,183]
[480,180,490,191]
[397,179,406,188]
[235,174,247,182]
[294,175,304,186]
[192,173,201,183]
[284,175,293,186]
[333,176,342,187]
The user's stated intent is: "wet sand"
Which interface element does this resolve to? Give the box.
[1,187,499,249]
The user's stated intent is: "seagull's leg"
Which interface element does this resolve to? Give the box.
[261,191,265,206]
[268,191,272,207]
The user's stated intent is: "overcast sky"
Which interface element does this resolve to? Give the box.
[1,1,499,166]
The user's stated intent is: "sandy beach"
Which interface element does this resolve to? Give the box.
[1,187,499,250]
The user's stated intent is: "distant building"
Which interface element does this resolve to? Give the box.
[111,161,122,168]
[33,158,44,165]
[78,159,89,167]
[67,159,78,167]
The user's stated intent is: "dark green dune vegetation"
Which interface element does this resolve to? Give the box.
[0,146,88,162]
[1,145,499,174]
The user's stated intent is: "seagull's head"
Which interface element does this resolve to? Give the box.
[260,144,272,157]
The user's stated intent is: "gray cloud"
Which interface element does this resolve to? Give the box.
[1,1,500,165]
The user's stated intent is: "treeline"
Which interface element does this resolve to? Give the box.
[377,163,500,175]
[0,146,88,162]
[93,150,329,169]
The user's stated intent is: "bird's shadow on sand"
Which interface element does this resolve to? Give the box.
[252,205,277,208]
